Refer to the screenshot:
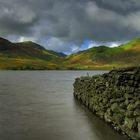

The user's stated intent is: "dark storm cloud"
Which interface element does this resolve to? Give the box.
[94,0,140,14]
[0,0,140,52]
[0,0,39,36]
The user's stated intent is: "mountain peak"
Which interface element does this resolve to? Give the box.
[0,37,15,50]
[16,41,46,51]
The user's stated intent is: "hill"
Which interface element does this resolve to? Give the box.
[0,38,66,70]
[0,37,140,70]
[65,39,140,69]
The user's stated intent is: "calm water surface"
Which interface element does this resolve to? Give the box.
[0,71,129,140]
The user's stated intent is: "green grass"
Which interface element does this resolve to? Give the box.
[120,38,140,50]
[0,37,140,70]
[64,38,140,69]
[0,57,64,70]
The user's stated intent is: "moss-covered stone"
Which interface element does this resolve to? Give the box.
[73,67,140,140]
[124,118,135,130]
[138,123,140,135]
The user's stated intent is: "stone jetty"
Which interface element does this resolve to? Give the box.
[73,67,140,139]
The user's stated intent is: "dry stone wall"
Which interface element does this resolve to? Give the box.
[73,67,140,140]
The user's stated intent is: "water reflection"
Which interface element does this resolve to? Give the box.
[0,70,129,140]
[73,99,129,140]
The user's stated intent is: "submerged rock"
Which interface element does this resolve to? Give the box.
[73,67,140,140]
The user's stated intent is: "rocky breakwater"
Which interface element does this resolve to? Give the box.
[73,67,140,139]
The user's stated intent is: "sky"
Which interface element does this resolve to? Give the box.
[0,0,140,54]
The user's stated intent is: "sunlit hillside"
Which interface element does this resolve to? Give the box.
[0,37,140,70]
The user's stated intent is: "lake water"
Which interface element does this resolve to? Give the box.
[0,71,129,140]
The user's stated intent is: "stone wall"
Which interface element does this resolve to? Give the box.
[73,67,140,140]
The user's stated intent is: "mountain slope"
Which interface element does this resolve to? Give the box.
[65,39,140,69]
[0,37,140,70]
[15,41,66,60]
[0,38,66,70]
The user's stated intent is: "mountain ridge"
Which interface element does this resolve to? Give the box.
[0,37,66,70]
[65,39,140,69]
[0,37,140,70]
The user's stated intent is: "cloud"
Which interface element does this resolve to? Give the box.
[0,0,38,36]
[87,41,103,49]
[94,0,140,14]
[123,11,140,31]
[0,0,140,53]
[38,37,79,54]
[18,36,36,42]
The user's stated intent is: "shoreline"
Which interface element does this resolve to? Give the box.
[73,67,140,140]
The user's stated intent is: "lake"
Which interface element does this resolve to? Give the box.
[0,70,129,140]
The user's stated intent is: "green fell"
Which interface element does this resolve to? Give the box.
[65,39,140,69]
[0,37,140,70]
[0,38,66,70]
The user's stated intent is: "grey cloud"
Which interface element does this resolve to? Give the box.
[0,0,140,53]
[38,37,79,54]
[0,0,38,36]
[94,0,140,14]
